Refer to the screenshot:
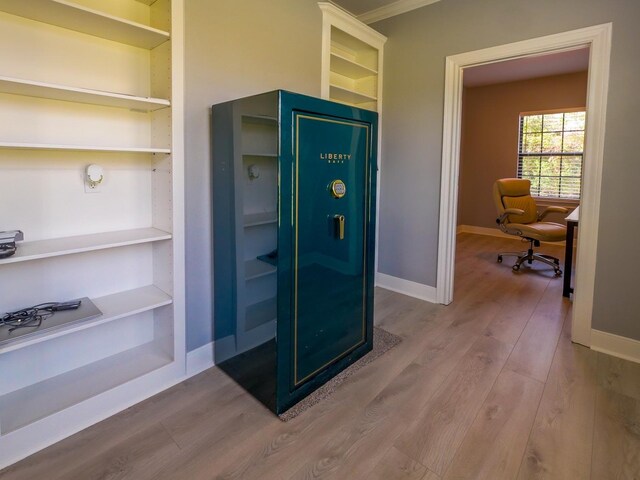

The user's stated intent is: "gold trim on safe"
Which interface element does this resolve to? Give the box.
[293,113,371,386]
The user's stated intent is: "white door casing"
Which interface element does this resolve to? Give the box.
[437,23,612,347]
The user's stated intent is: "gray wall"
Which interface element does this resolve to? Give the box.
[185,0,322,351]
[458,72,587,229]
[373,0,640,340]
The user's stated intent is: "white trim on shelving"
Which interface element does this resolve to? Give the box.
[591,330,640,364]
[170,0,187,378]
[437,24,612,349]
[357,0,441,25]
[319,3,387,51]
[376,272,437,303]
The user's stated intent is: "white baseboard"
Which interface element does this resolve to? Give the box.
[376,272,437,303]
[591,329,640,364]
[457,224,566,246]
[186,341,215,377]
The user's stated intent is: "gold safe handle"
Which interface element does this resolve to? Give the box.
[334,215,345,240]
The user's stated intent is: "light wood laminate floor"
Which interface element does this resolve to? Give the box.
[2,233,639,479]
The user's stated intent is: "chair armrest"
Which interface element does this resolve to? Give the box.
[496,208,524,224]
[538,206,569,221]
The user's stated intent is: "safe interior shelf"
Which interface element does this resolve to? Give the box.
[0,228,172,265]
[329,84,377,105]
[0,142,170,154]
[0,76,170,111]
[242,152,278,158]
[244,212,277,227]
[245,259,277,280]
[245,297,277,331]
[242,115,277,125]
[0,340,172,434]
[0,285,173,355]
[0,0,170,49]
[331,52,377,79]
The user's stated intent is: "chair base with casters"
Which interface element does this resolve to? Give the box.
[497,238,562,276]
[492,178,568,278]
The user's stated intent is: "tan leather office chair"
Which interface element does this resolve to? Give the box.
[493,178,568,276]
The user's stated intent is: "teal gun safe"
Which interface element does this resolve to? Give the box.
[212,91,377,413]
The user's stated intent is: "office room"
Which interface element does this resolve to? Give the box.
[0,0,638,478]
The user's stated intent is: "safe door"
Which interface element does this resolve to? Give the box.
[277,93,377,411]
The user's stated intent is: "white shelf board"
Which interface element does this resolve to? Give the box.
[0,340,172,433]
[245,259,277,281]
[242,115,277,125]
[0,75,170,112]
[330,84,377,105]
[0,285,173,354]
[0,142,170,154]
[245,297,277,331]
[244,212,277,228]
[332,28,378,55]
[331,52,377,79]
[242,152,278,158]
[0,228,171,265]
[0,0,170,49]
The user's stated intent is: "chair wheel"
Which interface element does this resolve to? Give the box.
[554,258,560,265]
[554,268,562,277]
[512,264,520,272]
[497,255,503,263]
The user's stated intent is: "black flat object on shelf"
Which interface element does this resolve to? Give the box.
[0,297,103,347]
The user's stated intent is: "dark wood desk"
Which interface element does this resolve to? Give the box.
[563,206,579,297]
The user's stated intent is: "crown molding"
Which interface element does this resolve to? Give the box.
[358,0,440,24]
[319,2,387,46]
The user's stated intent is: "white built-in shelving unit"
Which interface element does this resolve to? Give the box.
[0,0,184,469]
[318,1,385,275]
[319,2,386,112]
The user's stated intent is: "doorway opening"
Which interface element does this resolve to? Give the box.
[436,24,612,347]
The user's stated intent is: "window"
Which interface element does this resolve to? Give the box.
[518,111,586,199]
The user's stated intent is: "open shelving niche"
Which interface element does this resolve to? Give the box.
[235,111,279,353]
[318,2,386,112]
[318,1,385,274]
[0,0,185,469]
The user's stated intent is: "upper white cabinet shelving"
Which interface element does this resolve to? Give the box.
[318,2,386,112]
[0,0,170,49]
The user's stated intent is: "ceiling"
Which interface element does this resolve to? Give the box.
[331,0,441,23]
[463,48,590,87]
[329,2,589,86]
[332,0,397,16]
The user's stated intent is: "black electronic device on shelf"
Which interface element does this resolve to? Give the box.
[0,230,24,259]
[0,297,103,347]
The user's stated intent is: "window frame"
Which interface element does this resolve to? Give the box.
[517,107,586,203]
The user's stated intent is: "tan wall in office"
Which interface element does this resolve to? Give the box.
[184,0,322,351]
[458,72,588,230]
